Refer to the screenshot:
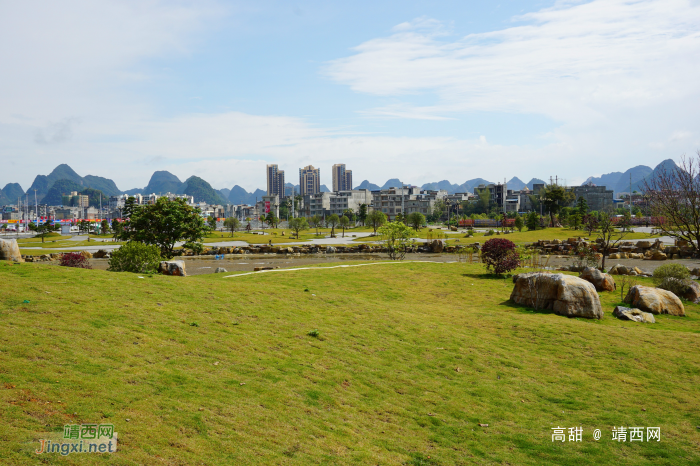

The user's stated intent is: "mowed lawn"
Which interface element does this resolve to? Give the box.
[1,261,699,465]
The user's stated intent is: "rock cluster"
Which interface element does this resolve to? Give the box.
[527,238,696,260]
[608,264,649,277]
[175,242,479,257]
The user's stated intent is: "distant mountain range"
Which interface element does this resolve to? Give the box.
[583,165,653,194]
[0,160,681,207]
[583,160,676,194]
[26,164,121,202]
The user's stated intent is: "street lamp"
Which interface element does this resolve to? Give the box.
[445,199,452,227]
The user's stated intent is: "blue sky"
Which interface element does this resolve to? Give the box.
[1,0,699,191]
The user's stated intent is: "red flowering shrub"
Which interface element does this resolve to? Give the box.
[481,238,520,275]
[59,252,92,269]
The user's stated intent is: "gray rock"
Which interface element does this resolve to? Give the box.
[624,285,685,316]
[613,306,656,323]
[215,267,228,273]
[325,246,336,254]
[580,267,616,292]
[0,238,23,262]
[159,260,187,277]
[510,273,604,319]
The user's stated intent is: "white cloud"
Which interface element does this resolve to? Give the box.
[325,0,700,123]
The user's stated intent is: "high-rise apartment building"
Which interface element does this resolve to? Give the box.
[299,165,320,196]
[332,164,353,192]
[266,164,285,198]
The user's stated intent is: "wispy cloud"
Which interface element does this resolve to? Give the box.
[34,117,80,144]
[325,0,700,122]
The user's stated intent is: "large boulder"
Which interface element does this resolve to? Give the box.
[612,306,656,323]
[510,273,604,319]
[624,285,685,316]
[579,267,616,292]
[0,238,23,262]
[159,260,187,277]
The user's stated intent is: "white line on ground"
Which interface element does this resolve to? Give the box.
[221,260,455,278]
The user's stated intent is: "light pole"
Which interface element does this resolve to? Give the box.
[445,199,452,227]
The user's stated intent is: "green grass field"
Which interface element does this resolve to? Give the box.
[1,260,698,464]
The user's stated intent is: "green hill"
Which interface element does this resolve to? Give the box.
[40,179,84,206]
[180,176,228,204]
[143,171,183,195]
[0,183,25,205]
[28,164,83,199]
[1,261,699,464]
[24,164,122,202]
[83,175,120,196]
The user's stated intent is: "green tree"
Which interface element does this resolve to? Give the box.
[570,212,582,230]
[115,197,209,259]
[431,199,446,221]
[288,217,309,239]
[309,215,322,235]
[514,215,524,232]
[407,212,426,231]
[576,196,589,219]
[34,222,58,243]
[367,210,387,234]
[395,212,405,223]
[342,209,355,224]
[279,203,290,220]
[378,221,414,260]
[540,184,574,227]
[101,219,110,236]
[207,215,217,231]
[475,188,491,214]
[327,214,340,237]
[265,213,279,228]
[78,220,91,234]
[338,215,350,237]
[223,217,241,237]
[526,212,539,231]
[112,220,124,239]
[357,204,368,226]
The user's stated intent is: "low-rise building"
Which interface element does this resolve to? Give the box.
[571,185,614,211]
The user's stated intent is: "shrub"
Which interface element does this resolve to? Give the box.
[653,263,692,297]
[653,263,690,283]
[571,244,599,270]
[59,252,92,269]
[108,241,162,274]
[481,238,520,275]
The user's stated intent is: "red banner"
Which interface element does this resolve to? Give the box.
[265,201,270,214]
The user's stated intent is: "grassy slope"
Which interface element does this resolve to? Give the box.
[1,262,699,465]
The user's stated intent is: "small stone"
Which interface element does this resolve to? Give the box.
[613,306,656,323]
[215,267,228,273]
